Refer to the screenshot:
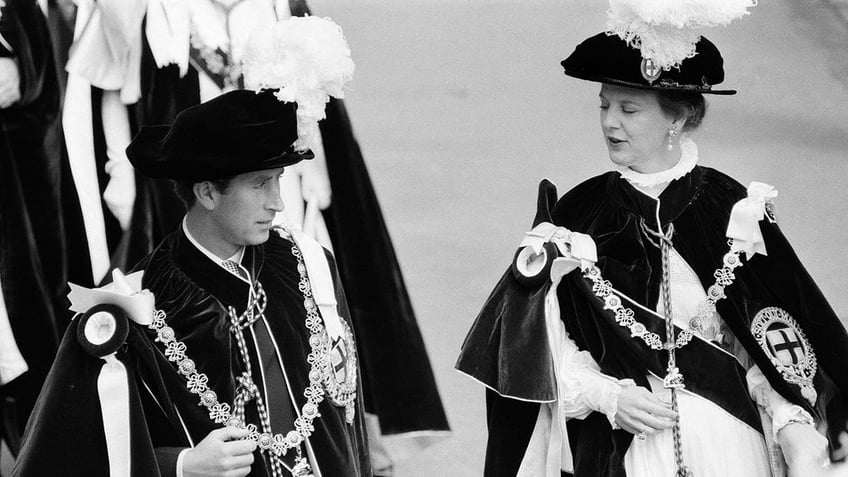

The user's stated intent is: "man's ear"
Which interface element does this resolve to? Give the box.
[194,181,216,211]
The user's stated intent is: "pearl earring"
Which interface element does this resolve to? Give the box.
[667,125,679,151]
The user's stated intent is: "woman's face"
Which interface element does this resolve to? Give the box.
[598,84,679,173]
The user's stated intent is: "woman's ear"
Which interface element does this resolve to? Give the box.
[194,181,216,211]
[675,105,694,131]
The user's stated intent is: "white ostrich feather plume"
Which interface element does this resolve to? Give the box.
[242,16,354,153]
[606,0,757,70]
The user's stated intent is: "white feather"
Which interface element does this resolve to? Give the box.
[606,0,757,70]
[242,16,354,152]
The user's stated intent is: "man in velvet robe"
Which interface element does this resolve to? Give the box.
[13,90,372,477]
[133,3,450,467]
[0,0,89,461]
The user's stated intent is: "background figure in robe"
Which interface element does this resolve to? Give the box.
[60,0,450,473]
[0,0,89,464]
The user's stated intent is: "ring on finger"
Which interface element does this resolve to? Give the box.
[636,431,647,441]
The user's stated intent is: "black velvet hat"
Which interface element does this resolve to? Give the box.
[126,89,314,181]
[561,32,736,95]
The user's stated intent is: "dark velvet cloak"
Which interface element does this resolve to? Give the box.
[456,167,848,476]
[13,229,372,476]
[0,0,90,454]
[319,98,449,437]
[297,0,447,437]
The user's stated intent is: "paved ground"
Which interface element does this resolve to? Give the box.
[4,1,848,476]
[827,0,848,26]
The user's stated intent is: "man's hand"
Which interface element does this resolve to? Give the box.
[614,386,677,437]
[0,58,21,109]
[182,427,257,477]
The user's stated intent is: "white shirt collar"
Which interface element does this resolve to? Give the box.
[616,136,699,192]
[182,217,248,281]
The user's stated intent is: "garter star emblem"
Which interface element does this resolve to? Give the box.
[751,307,817,404]
[640,58,662,84]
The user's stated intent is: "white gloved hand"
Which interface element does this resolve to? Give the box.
[0,58,21,109]
[103,160,136,231]
[300,160,331,211]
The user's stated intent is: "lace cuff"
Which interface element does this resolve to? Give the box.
[558,338,634,428]
[595,376,635,429]
[771,404,814,440]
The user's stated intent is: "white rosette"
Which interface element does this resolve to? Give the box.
[606,0,757,70]
[241,16,355,153]
[726,182,778,259]
[67,269,156,477]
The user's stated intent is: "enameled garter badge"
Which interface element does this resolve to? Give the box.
[751,307,817,405]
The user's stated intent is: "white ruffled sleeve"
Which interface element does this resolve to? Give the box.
[558,331,635,428]
[746,365,815,440]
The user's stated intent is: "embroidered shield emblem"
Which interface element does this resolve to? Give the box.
[321,324,358,423]
[751,307,818,404]
[765,326,806,366]
[330,337,348,383]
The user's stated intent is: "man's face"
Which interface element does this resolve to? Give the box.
[209,168,285,248]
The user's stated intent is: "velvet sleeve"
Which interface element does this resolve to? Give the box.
[748,219,848,453]
[154,447,184,477]
[0,0,51,106]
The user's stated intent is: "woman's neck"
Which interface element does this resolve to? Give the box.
[628,146,683,174]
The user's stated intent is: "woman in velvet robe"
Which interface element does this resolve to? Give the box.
[457,33,848,476]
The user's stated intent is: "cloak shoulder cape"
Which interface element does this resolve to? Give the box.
[14,229,372,477]
[457,167,848,476]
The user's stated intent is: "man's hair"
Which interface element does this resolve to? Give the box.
[657,91,707,132]
[171,178,232,210]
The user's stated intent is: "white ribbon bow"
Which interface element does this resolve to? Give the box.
[520,222,598,281]
[68,269,155,326]
[726,182,778,259]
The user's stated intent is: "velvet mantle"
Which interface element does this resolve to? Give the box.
[457,167,848,476]
[14,229,372,476]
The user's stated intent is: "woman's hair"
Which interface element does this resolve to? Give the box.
[656,90,707,132]
[171,178,231,209]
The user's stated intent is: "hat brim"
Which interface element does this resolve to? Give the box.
[563,70,737,95]
[128,125,314,182]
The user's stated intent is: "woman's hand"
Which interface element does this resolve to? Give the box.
[778,422,828,477]
[614,385,677,436]
[182,426,258,477]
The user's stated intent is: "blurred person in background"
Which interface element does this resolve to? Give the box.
[0,0,88,465]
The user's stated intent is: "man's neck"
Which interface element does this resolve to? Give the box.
[184,210,243,260]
